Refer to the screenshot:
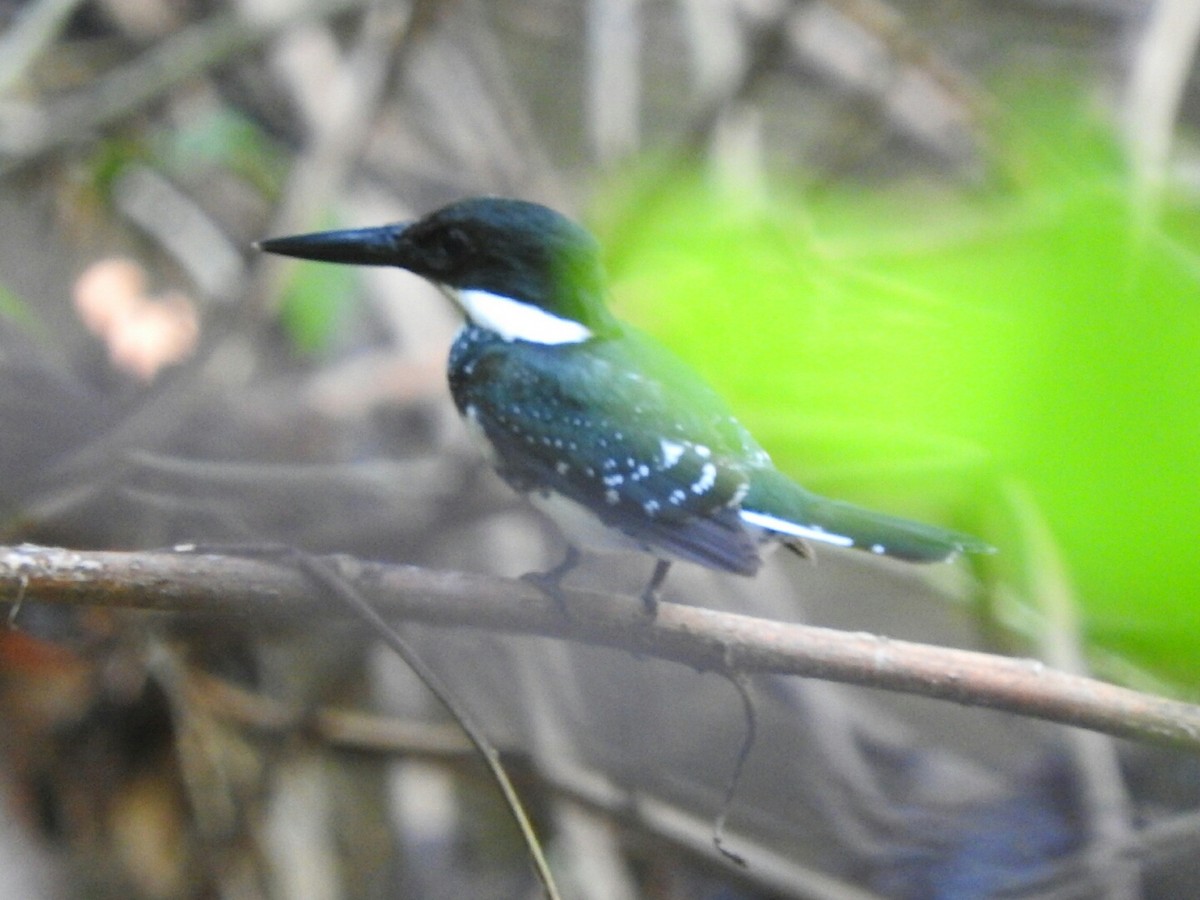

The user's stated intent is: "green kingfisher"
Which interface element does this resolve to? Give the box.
[259,198,991,612]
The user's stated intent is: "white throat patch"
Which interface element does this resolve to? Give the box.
[448,287,593,345]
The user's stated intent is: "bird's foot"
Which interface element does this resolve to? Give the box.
[638,559,671,619]
[521,546,582,615]
[783,539,814,561]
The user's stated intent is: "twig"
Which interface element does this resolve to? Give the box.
[188,666,880,898]
[1124,0,1200,205]
[285,549,563,900]
[253,0,411,315]
[538,761,887,900]
[586,0,641,163]
[188,666,475,755]
[0,0,87,93]
[2,543,1199,752]
[713,671,755,867]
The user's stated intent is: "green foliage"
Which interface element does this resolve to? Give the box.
[0,281,34,328]
[157,107,285,195]
[278,258,356,355]
[87,134,151,196]
[598,106,1200,687]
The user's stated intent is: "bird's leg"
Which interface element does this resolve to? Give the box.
[521,545,582,613]
[640,559,671,618]
[784,539,813,561]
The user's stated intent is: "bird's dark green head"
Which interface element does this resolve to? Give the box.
[258,198,617,342]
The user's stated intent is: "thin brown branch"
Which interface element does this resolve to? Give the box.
[197,670,884,900]
[2,543,1199,751]
[289,549,563,900]
[1008,480,1141,896]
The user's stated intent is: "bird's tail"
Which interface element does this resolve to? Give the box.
[740,468,992,563]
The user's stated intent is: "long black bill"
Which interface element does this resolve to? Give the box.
[255,222,412,266]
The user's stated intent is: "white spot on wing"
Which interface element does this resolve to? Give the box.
[740,510,855,547]
[660,439,685,468]
[692,462,717,494]
[450,287,593,344]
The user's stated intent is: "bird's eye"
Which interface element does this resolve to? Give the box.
[418,226,474,275]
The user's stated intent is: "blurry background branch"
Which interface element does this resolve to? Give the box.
[0,0,367,167]
[4,542,1199,752]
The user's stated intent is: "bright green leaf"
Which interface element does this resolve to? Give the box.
[598,96,1200,688]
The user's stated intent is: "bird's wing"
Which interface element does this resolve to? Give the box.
[457,333,764,574]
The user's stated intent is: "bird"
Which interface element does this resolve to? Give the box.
[258,197,992,613]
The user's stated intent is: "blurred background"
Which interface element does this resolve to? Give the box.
[0,0,1198,897]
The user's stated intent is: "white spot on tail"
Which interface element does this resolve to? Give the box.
[692,462,718,495]
[660,439,686,468]
[740,510,855,547]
